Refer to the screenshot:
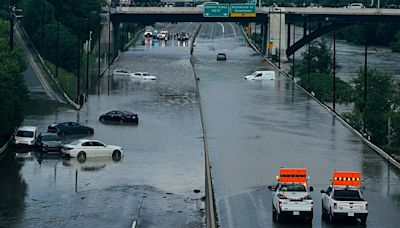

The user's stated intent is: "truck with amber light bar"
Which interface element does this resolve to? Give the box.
[267,168,314,223]
[320,171,368,224]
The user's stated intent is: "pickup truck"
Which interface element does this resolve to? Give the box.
[268,168,314,223]
[321,171,368,224]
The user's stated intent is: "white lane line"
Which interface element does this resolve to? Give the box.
[230,23,237,38]
[224,196,234,228]
[131,221,137,228]
[210,24,214,39]
[217,22,225,34]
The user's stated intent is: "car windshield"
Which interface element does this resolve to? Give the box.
[280,183,307,192]
[16,130,34,138]
[334,189,362,201]
[41,134,60,141]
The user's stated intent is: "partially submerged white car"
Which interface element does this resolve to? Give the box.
[245,70,275,80]
[131,72,157,80]
[113,69,131,77]
[61,139,123,161]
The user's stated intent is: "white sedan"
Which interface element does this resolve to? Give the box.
[113,69,131,77]
[61,139,123,161]
[131,72,157,80]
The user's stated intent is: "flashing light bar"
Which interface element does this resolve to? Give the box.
[332,171,361,187]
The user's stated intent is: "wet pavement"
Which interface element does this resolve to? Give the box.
[0,23,204,227]
[2,21,400,228]
[194,23,400,227]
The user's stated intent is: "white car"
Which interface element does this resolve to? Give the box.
[245,70,275,80]
[348,3,365,8]
[61,139,123,161]
[13,126,38,147]
[157,30,169,40]
[113,69,131,77]
[197,2,219,8]
[131,72,157,80]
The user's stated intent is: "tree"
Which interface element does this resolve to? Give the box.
[0,20,29,142]
[347,68,398,146]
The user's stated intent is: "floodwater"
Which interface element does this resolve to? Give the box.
[194,22,400,227]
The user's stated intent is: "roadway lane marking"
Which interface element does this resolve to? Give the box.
[229,23,237,38]
[224,196,234,228]
[217,22,225,34]
[211,24,214,39]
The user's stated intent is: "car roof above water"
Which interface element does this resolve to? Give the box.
[17,126,37,132]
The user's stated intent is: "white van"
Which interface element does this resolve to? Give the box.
[14,126,38,147]
[244,71,275,80]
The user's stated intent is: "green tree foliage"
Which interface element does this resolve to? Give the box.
[20,0,101,72]
[346,68,398,146]
[0,20,29,142]
[291,38,353,103]
[390,31,400,52]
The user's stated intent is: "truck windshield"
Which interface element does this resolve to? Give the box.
[333,189,362,201]
[280,184,306,192]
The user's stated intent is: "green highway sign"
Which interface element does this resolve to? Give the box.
[230,4,256,17]
[203,4,229,17]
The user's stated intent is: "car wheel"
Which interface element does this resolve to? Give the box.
[360,217,367,225]
[272,204,277,221]
[100,117,105,122]
[77,151,86,163]
[88,129,94,134]
[112,150,122,161]
[275,211,281,222]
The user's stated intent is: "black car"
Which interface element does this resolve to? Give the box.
[47,122,94,136]
[99,110,139,124]
[217,53,227,61]
[37,133,62,152]
[177,32,189,41]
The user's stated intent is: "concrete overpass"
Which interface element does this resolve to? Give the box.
[107,6,400,59]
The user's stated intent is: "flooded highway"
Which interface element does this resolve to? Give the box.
[0,23,204,228]
[2,21,400,228]
[194,23,400,227]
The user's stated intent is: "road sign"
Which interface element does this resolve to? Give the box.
[203,4,229,17]
[230,4,256,17]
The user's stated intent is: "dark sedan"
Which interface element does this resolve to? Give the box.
[99,110,139,124]
[47,122,94,136]
[37,133,62,152]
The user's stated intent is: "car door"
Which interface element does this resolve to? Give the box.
[322,187,332,211]
[254,73,262,80]
[94,141,109,156]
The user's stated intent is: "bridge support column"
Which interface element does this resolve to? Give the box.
[112,21,120,59]
[268,10,287,63]
[261,23,267,55]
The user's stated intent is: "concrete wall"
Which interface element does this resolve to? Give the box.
[268,11,286,61]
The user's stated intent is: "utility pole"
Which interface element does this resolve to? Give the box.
[333,31,336,111]
[86,30,92,96]
[9,6,14,51]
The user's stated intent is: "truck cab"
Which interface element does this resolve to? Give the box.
[321,171,368,224]
[268,168,314,223]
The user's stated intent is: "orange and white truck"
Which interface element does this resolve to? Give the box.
[268,168,314,223]
[320,171,368,224]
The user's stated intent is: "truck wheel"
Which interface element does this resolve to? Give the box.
[275,211,281,222]
[360,217,367,225]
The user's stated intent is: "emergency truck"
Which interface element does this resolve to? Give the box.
[268,168,314,223]
[321,171,368,224]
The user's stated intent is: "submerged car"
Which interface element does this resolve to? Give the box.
[244,71,275,80]
[47,122,94,136]
[61,139,123,161]
[131,72,157,80]
[13,126,38,148]
[99,110,139,124]
[217,53,227,61]
[37,132,62,152]
[113,69,131,77]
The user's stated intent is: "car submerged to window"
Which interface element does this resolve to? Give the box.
[48,122,94,137]
[99,110,139,124]
[131,72,157,80]
[113,69,131,77]
[61,139,123,162]
[217,53,227,61]
[244,71,275,80]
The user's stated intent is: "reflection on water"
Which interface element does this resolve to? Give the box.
[0,150,28,227]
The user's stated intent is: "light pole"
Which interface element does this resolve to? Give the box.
[9,4,23,51]
[278,8,282,69]
[86,30,92,96]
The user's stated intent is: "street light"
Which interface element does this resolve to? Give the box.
[9,5,23,51]
[86,30,92,96]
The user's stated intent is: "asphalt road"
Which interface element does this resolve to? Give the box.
[193,22,400,228]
